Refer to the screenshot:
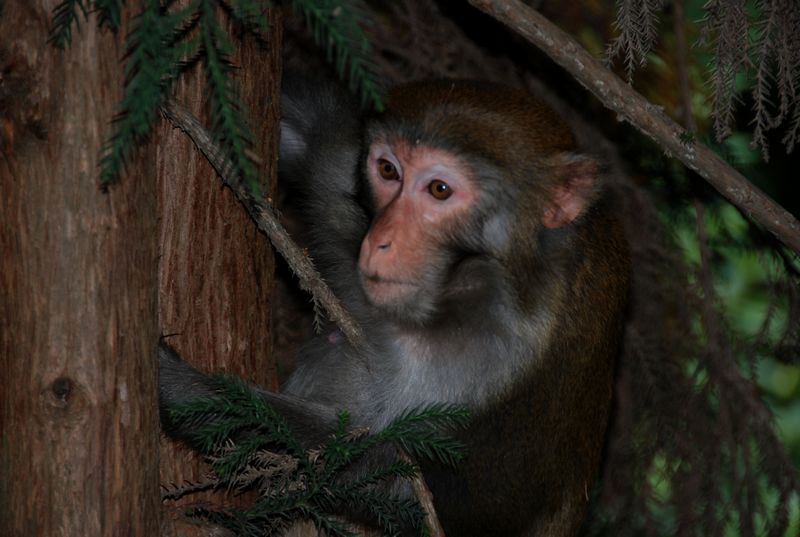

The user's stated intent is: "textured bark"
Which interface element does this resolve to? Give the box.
[0,3,160,537]
[160,97,365,349]
[157,8,282,535]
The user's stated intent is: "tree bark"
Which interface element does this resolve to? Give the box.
[0,3,160,536]
[157,7,282,535]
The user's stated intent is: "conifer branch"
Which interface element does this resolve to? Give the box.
[49,0,383,192]
[746,0,800,160]
[226,0,270,36]
[99,0,188,187]
[94,0,123,31]
[371,404,469,467]
[160,97,366,347]
[48,0,89,49]
[468,0,800,255]
[199,0,259,191]
[288,0,384,110]
[605,0,665,82]
[164,376,463,536]
[161,476,219,501]
[699,0,750,144]
[48,0,122,48]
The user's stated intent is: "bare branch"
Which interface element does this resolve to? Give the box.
[467,0,800,254]
[398,452,446,537]
[160,98,365,348]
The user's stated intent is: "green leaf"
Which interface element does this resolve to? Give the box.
[343,460,420,491]
[99,1,177,184]
[373,404,469,467]
[289,0,384,110]
[94,0,123,31]
[169,379,463,535]
[228,0,270,36]
[48,0,89,49]
[169,373,305,456]
[199,0,260,193]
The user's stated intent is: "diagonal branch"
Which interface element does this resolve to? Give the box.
[160,97,365,348]
[468,0,800,254]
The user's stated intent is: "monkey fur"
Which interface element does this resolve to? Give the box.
[160,77,630,537]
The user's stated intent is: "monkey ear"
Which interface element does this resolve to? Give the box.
[541,154,599,229]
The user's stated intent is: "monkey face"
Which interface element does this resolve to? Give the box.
[357,138,478,322]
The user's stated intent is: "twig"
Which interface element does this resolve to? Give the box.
[160,98,365,348]
[468,0,800,254]
[694,198,798,495]
[398,452,446,537]
[672,0,697,132]
[161,477,219,501]
[160,98,447,532]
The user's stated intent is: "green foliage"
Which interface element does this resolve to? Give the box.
[48,0,89,49]
[227,0,270,36]
[371,403,469,467]
[605,0,664,81]
[660,201,800,537]
[168,375,468,536]
[169,372,303,458]
[48,0,122,48]
[100,0,191,187]
[95,0,123,30]
[288,0,384,110]
[198,0,259,191]
[48,0,384,193]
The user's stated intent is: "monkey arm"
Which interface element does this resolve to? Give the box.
[279,75,370,307]
[158,342,419,530]
[158,342,340,449]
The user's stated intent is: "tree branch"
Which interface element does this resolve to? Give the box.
[468,0,800,254]
[398,452,446,537]
[160,99,450,535]
[160,98,365,348]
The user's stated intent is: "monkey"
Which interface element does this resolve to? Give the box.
[159,77,630,537]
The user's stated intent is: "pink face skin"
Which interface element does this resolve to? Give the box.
[357,140,594,310]
[358,140,478,307]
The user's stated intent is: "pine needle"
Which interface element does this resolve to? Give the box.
[166,375,466,536]
[199,0,259,192]
[288,0,384,110]
[48,0,89,49]
[99,0,194,186]
[49,0,384,188]
[94,0,123,31]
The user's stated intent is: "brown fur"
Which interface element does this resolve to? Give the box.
[162,78,631,537]
[379,81,630,536]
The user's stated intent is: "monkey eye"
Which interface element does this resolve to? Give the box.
[377,158,400,181]
[428,179,453,200]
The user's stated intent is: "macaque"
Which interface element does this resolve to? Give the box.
[160,77,630,537]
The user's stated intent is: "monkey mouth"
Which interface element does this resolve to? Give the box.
[360,272,418,303]
[361,272,414,287]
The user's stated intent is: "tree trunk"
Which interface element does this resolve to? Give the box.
[0,3,160,536]
[157,7,282,535]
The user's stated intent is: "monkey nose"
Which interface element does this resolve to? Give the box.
[359,235,394,274]
[363,233,391,254]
